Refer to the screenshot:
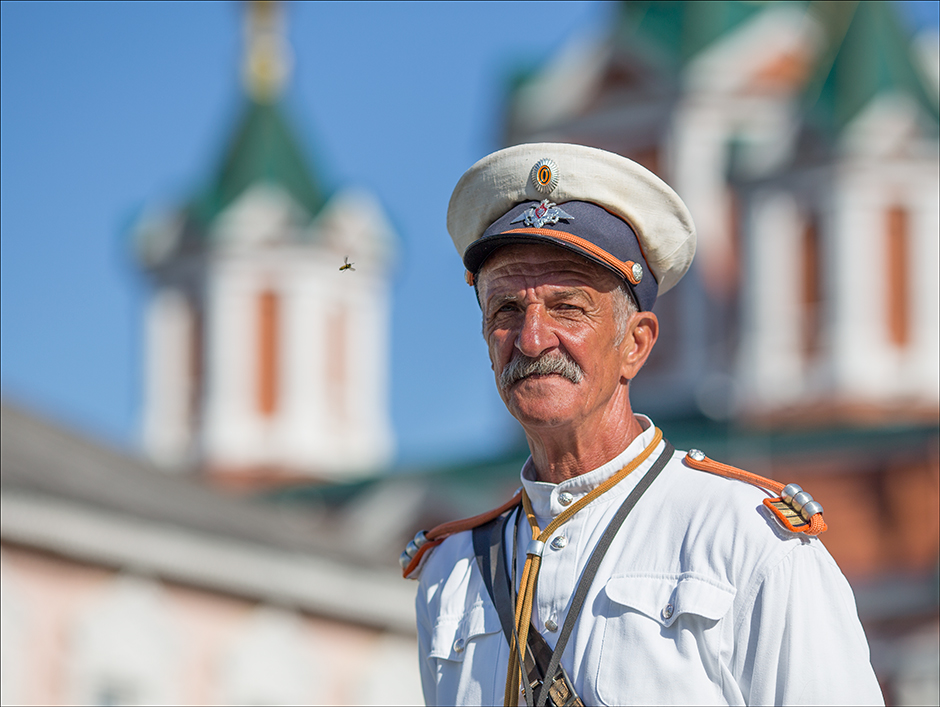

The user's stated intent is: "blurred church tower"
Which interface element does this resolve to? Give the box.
[134,1,396,484]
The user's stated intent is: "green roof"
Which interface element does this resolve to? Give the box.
[802,1,939,136]
[615,0,769,71]
[191,98,327,226]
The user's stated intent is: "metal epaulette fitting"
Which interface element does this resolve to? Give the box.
[800,500,824,522]
[413,530,429,549]
[781,483,803,505]
[400,530,430,570]
[791,491,813,514]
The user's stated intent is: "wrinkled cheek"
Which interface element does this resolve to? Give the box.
[486,336,510,374]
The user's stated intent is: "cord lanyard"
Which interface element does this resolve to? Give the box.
[504,428,671,706]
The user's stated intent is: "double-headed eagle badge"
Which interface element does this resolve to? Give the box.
[510,199,574,229]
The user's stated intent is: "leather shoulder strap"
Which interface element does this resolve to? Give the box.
[472,513,516,643]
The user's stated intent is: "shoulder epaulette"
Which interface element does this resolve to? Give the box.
[683,449,827,536]
[400,490,522,579]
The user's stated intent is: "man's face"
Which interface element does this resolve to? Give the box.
[477,243,633,431]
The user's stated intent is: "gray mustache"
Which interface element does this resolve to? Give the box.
[499,352,584,391]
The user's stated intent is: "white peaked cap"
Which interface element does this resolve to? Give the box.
[447,143,696,300]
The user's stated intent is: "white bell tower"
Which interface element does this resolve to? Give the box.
[135,1,396,484]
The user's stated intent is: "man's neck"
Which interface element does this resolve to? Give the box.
[524,409,645,484]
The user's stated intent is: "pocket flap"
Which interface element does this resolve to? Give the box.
[604,573,735,628]
[429,601,502,661]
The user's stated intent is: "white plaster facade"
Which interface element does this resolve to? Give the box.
[140,183,396,479]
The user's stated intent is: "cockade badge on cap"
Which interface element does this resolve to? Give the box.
[510,199,573,229]
[530,158,559,194]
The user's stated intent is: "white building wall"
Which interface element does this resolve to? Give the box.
[830,168,884,399]
[740,190,804,410]
[69,574,180,705]
[142,287,194,468]
[203,256,260,467]
[911,166,940,401]
[279,255,330,470]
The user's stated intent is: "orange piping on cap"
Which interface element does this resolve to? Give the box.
[500,227,646,284]
[465,270,475,286]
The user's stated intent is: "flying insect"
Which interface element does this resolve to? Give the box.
[339,257,355,272]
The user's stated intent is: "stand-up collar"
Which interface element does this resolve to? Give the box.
[520,416,660,519]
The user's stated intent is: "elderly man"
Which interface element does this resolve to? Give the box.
[401,144,882,706]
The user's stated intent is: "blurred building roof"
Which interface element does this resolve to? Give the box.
[0,401,414,634]
[803,0,940,137]
[615,0,767,70]
[189,98,328,228]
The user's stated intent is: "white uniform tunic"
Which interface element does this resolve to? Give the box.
[415,418,884,706]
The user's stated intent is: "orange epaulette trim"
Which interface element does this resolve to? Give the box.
[683,449,827,536]
[400,490,522,579]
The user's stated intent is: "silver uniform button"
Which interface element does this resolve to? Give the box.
[558,491,574,506]
[550,536,568,550]
[545,617,558,632]
[453,638,466,653]
[688,449,706,462]
[662,603,674,620]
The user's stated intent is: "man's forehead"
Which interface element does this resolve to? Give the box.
[478,244,619,294]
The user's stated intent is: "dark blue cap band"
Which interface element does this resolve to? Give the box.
[463,200,658,311]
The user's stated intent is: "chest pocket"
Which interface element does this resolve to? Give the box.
[429,600,502,662]
[591,573,735,706]
[428,600,504,705]
[604,572,736,627]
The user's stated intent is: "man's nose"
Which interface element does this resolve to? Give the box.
[515,305,557,358]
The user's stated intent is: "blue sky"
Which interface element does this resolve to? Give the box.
[2,1,938,467]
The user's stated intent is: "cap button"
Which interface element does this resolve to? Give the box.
[631,262,643,284]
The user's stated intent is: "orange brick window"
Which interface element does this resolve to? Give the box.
[801,213,823,359]
[256,288,280,417]
[886,206,910,348]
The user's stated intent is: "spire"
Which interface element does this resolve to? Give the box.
[242,0,292,104]
[184,1,326,227]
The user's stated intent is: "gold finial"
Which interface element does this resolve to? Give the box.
[242,0,292,103]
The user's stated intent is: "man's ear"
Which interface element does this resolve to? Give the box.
[621,311,658,380]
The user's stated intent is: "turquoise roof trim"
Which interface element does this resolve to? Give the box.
[616,0,769,70]
[191,99,327,227]
[803,1,940,136]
